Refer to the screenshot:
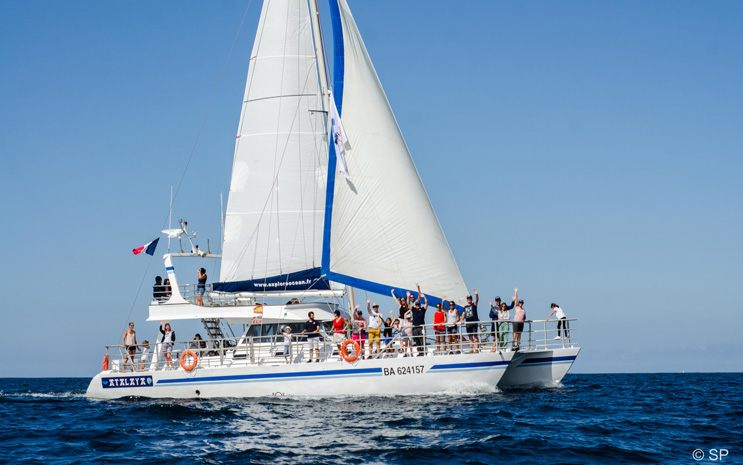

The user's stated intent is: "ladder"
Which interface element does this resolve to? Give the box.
[201,318,226,340]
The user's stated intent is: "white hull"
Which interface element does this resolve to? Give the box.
[86,351,515,399]
[497,347,581,389]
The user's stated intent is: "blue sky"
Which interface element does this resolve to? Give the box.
[1,1,741,377]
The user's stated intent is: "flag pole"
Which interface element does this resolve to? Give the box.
[168,186,173,252]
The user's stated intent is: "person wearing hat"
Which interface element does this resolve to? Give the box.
[366,299,383,358]
[139,340,150,371]
[462,289,480,353]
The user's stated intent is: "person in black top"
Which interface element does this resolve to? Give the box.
[462,289,480,353]
[411,284,429,356]
[153,276,166,301]
[301,311,321,363]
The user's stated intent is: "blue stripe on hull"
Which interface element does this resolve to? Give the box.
[156,367,382,386]
[517,356,577,368]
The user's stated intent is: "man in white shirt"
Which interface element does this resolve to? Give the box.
[366,299,383,358]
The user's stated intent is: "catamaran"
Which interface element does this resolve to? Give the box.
[86,0,579,399]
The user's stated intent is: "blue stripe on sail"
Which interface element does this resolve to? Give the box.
[156,367,382,385]
[325,271,462,310]
[213,268,331,293]
[321,0,345,275]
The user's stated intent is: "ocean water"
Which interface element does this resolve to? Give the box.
[1,373,741,464]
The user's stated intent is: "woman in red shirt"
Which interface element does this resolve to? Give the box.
[332,310,348,354]
[433,303,447,353]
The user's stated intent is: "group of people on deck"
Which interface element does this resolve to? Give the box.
[320,285,570,359]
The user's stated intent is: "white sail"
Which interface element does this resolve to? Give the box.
[325,0,468,302]
[220,0,328,284]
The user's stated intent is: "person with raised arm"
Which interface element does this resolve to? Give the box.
[462,289,480,353]
[159,322,176,369]
[411,284,429,356]
[366,299,383,358]
[490,295,515,346]
[391,289,410,320]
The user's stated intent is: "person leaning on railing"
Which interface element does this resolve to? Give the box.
[546,303,569,339]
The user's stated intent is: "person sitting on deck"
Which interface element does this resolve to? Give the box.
[163,278,172,299]
[153,276,166,301]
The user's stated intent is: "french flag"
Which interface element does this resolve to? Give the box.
[132,237,159,256]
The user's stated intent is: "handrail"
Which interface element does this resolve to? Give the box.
[102,318,577,373]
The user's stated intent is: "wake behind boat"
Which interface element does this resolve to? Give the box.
[87,0,579,399]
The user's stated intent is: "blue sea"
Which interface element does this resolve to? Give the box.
[1,373,741,464]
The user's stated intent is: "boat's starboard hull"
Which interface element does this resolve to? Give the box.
[86,351,514,399]
[497,347,581,389]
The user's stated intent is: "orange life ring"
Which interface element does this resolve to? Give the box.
[102,354,109,371]
[341,339,361,362]
[180,349,198,371]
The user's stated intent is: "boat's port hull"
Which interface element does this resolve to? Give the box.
[86,351,514,399]
[497,347,580,389]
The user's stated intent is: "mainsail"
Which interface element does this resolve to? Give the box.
[321,0,469,302]
[219,0,330,291]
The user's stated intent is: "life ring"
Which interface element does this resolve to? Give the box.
[341,339,361,362]
[102,354,109,371]
[180,349,198,371]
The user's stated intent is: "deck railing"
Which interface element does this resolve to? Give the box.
[104,318,577,373]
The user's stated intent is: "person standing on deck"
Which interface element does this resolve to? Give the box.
[444,297,461,353]
[351,306,367,358]
[411,284,428,356]
[196,268,207,306]
[366,299,383,358]
[159,322,176,369]
[462,289,480,353]
[433,302,447,353]
[490,296,514,345]
[391,289,413,320]
[547,303,569,339]
[512,289,526,349]
[122,322,137,372]
[153,276,166,301]
[331,310,348,355]
[301,311,321,363]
